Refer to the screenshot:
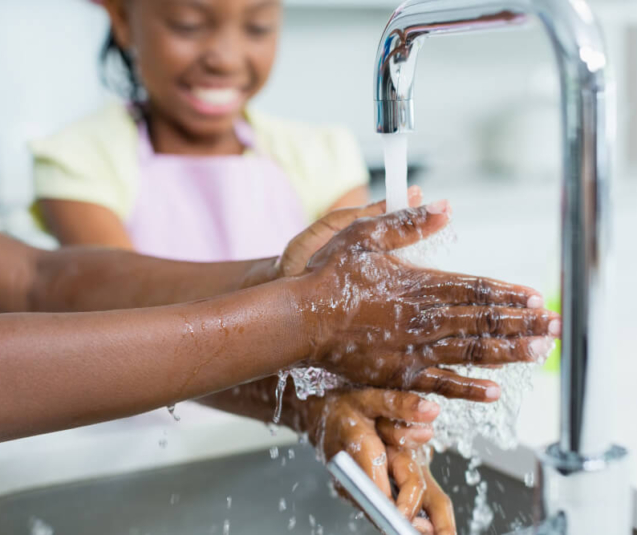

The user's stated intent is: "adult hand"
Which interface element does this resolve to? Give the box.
[297,202,559,400]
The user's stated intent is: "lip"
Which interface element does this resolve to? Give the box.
[180,85,245,117]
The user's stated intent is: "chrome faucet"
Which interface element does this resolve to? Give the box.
[371,0,631,533]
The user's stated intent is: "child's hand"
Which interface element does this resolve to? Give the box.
[276,186,423,278]
[305,388,455,535]
[296,202,560,399]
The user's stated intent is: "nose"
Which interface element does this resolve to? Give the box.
[200,26,244,75]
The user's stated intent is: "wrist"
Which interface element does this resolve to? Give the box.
[285,273,335,368]
[239,257,280,290]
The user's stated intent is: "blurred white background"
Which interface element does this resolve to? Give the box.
[0,0,635,241]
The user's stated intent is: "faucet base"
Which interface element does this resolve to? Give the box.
[534,444,631,534]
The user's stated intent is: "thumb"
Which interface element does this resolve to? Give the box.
[278,187,422,276]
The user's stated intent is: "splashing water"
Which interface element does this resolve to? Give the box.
[427,363,536,456]
[382,132,541,455]
[382,131,544,535]
[29,518,54,535]
[465,457,482,486]
[273,369,342,424]
[469,481,494,535]
[289,368,342,400]
[273,371,289,424]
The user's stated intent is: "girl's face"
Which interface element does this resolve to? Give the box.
[108,0,281,139]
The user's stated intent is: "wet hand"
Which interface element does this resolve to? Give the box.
[276,186,423,278]
[297,202,560,401]
[305,387,454,534]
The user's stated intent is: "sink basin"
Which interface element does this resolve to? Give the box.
[0,445,532,535]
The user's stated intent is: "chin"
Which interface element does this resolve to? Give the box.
[184,115,239,139]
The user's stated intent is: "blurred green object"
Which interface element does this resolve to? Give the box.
[544,295,561,372]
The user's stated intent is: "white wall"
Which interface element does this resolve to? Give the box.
[0,0,634,236]
[0,0,109,214]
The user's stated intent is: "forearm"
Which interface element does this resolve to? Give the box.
[22,242,277,312]
[0,236,40,312]
[0,278,308,442]
[198,376,317,434]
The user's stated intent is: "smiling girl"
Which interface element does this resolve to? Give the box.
[31,0,369,262]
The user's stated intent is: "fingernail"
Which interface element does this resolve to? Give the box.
[486,385,501,401]
[530,337,555,362]
[527,295,544,309]
[425,199,449,215]
[410,426,433,441]
[549,319,562,337]
[408,185,422,198]
[418,400,437,413]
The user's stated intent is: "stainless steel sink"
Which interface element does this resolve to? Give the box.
[0,445,532,535]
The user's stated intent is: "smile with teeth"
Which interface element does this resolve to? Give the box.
[192,87,241,106]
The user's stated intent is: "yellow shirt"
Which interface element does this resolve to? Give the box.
[30,101,369,227]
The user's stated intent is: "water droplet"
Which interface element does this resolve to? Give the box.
[465,468,481,486]
[309,515,316,527]
[524,471,535,488]
[273,371,289,424]
[29,518,54,535]
[226,496,232,509]
[469,481,494,534]
[372,453,387,466]
[287,517,296,530]
[167,405,181,422]
[223,520,230,535]
[292,482,299,493]
[170,493,180,505]
[270,446,279,459]
[279,498,287,512]
[288,449,295,460]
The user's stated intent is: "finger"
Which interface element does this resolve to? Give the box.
[353,202,451,253]
[418,306,561,339]
[412,517,435,534]
[407,185,423,207]
[415,270,545,309]
[350,389,439,424]
[421,466,457,535]
[405,367,502,402]
[279,199,391,276]
[348,434,393,499]
[387,448,426,521]
[374,186,424,213]
[425,335,556,366]
[377,418,434,448]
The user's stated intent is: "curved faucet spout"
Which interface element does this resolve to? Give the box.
[374,0,612,460]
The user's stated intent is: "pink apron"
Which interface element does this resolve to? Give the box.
[126,120,307,263]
